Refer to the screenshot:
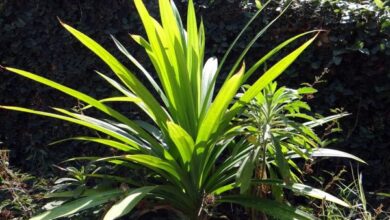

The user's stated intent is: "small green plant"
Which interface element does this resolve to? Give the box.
[233,82,365,219]
[236,82,344,190]
[0,0,364,219]
[312,168,390,220]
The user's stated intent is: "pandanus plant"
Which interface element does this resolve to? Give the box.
[0,0,363,219]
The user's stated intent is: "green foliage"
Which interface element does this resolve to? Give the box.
[200,0,390,192]
[235,82,344,189]
[1,0,389,193]
[279,0,390,190]
[232,82,365,219]
[0,0,366,219]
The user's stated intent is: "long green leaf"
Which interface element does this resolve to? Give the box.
[219,195,315,220]
[310,148,366,164]
[51,107,173,159]
[3,67,160,149]
[236,156,255,194]
[252,179,351,207]
[81,97,141,111]
[225,0,293,79]
[186,0,201,124]
[50,136,139,152]
[167,121,194,169]
[120,155,182,186]
[201,0,271,120]
[111,36,169,107]
[303,113,349,128]
[223,35,318,126]
[94,71,167,125]
[30,189,122,220]
[238,35,318,107]
[194,65,245,187]
[103,186,156,220]
[199,57,218,118]
[283,148,366,164]
[60,21,169,131]
[273,136,291,181]
[217,0,271,75]
[196,64,245,145]
[134,0,178,117]
[244,30,319,82]
[0,106,142,149]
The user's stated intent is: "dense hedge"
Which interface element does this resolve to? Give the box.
[0,0,389,191]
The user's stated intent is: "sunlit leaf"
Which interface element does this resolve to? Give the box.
[103,186,156,220]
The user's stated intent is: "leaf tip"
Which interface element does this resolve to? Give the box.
[237,62,246,76]
[57,17,65,25]
[0,65,6,73]
[58,18,72,31]
[0,65,14,73]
